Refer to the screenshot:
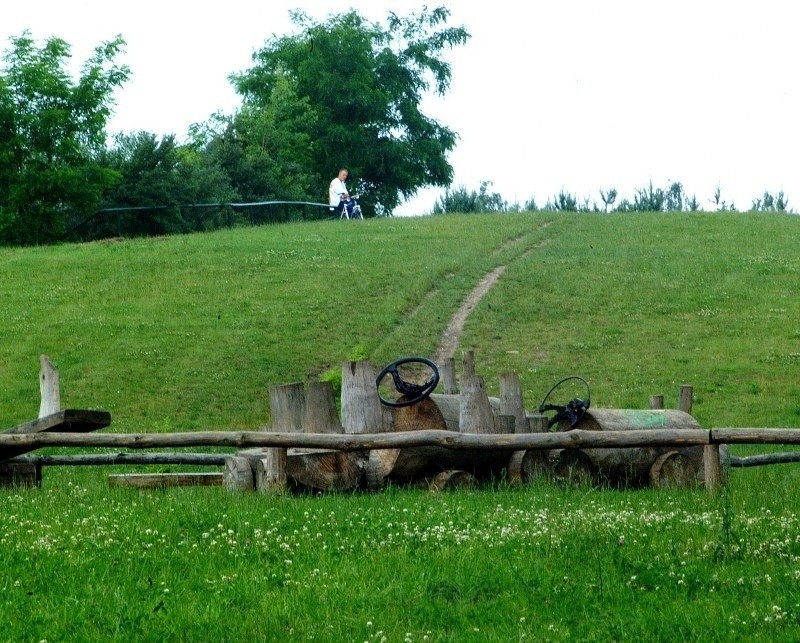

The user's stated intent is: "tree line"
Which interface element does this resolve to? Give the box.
[0,7,468,245]
[432,181,792,215]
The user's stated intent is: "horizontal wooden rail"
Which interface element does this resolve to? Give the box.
[728,452,800,467]
[711,429,800,445]
[10,453,228,467]
[0,428,712,451]
[3,428,800,454]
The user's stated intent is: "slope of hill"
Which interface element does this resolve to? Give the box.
[2,212,798,432]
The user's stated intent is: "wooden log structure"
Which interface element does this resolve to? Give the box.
[550,408,706,488]
[1,355,111,487]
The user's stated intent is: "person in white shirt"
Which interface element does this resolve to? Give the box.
[328,168,361,218]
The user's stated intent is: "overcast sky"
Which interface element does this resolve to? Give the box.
[4,1,798,214]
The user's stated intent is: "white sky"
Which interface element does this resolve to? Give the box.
[3,1,798,214]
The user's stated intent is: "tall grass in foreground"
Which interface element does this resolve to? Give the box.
[1,467,799,641]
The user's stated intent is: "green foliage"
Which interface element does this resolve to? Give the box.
[751,190,788,212]
[84,131,237,238]
[189,70,320,205]
[431,180,507,214]
[599,187,618,212]
[231,7,469,215]
[0,32,129,244]
[545,189,580,212]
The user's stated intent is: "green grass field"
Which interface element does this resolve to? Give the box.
[2,212,800,641]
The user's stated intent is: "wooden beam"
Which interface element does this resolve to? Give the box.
[712,429,800,445]
[10,453,227,467]
[728,452,800,467]
[0,427,715,451]
[3,409,111,435]
[1,409,112,460]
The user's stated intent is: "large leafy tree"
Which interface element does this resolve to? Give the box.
[231,7,469,215]
[190,70,320,204]
[0,32,129,244]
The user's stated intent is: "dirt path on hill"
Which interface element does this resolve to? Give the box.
[432,224,551,364]
[433,265,506,364]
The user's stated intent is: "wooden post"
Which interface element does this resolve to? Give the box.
[38,355,61,418]
[223,456,254,492]
[499,372,529,433]
[296,380,367,492]
[462,350,476,379]
[678,385,693,414]
[303,381,342,434]
[341,360,384,434]
[649,395,664,410]
[528,414,548,433]
[440,357,457,394]
[459,375,495,434]
[255,450,287,494]
[508,414,548,484]
[258,382,305,494]
[269,382,305,433]
[494,414,516,434]
[703,444,722,493]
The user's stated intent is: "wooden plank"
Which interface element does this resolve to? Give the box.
[1,409,112,460]
[108,472,223,488]
[4,409,112,435]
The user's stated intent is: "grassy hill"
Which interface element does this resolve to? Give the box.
[3,211,798,431]
[3,212,800,641]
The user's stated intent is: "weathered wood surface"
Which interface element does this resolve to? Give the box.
[38,355,61,418]
[459,375,496,434]
[108,472,223,488]
[341,360,386,434]
[712,429,800,445]
[440,357,457,394]
[649,451,696,488]
[383,395,512,482]
[269,383,305,433]
[237,446,365,492]
[728,452,800,467]
[287,448,365,491]
[420,469,476,491]
[0,461,41,487]
[11,453,228,467]
[1,409,112,460]
[499,372,529,433]
[550,449,597,486]
[303,381,342,434]
[0,428,718,451]
[255,449,287,494]
[552,409,705,487]
[224,456,254,491]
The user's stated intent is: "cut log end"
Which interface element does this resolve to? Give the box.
[649,451,697,489]
[550,449,597,487]
[425,469,476,491]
